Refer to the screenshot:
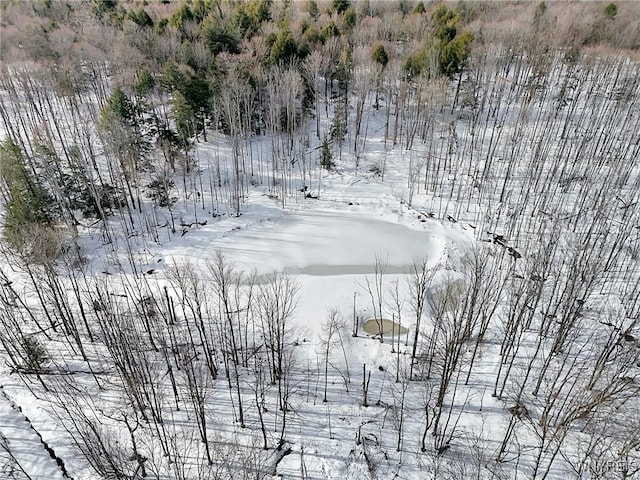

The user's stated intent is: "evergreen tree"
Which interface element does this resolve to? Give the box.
[169,2,194,32]
[432,4,473,77]
[203,22,241,55]
[103,85,135,126]
[0,139,55,248]
[342,6,357,31]
[231,0,272,39]
[604,3,617,19]
[125,7,153,28]
[135,68,156,97]
[439,30,473,76]
[336,45,353,93]
[371,44,388,68]
[333,0,350,15]
[307,0,320,20]
[99,85,149,175]
[330,97,347,144]
[268,28,299,64]
[320,138,334,170]
[160,64,212,142]
[321,21,340,40]
[170,90,196,150]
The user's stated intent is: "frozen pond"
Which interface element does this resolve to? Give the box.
[212,209,443,275]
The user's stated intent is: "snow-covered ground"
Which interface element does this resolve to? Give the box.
[0,47,638,480]
[0,386,67,480]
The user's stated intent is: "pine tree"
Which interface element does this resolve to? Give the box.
[333,0,350,15]
[320,138,334,170]
[99,85,150,176]
[0,139,55,248]
[102,85,135,126]
[268,28,299,64]
[170,90,196,150]
[330,99,347,143]
[371,44,388,68]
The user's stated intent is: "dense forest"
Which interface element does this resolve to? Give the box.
[0,1,639,479]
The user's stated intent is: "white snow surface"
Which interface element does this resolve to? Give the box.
[0,387,66,480]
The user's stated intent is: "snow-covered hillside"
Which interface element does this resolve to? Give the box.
[0,33,639,480]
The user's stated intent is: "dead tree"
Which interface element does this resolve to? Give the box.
[408,257,436,380]
[256,271,299,413]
